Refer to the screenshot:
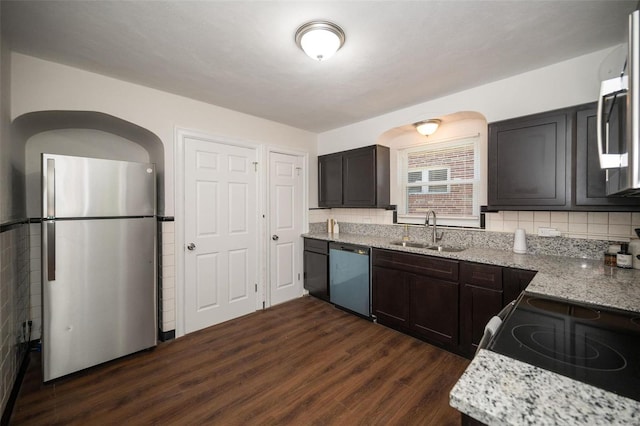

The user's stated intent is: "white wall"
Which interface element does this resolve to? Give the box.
[11,53,318,215]
[317,46,616,155]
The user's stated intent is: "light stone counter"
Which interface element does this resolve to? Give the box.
[303,232,640,313]
[451,350,640,426]
[302,232,640,425]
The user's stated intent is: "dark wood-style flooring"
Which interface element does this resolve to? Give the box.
[11,296,469,425]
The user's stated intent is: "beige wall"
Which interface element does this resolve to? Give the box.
[1,14,31,417]
[317,46,616,155]
[11,53,318,216]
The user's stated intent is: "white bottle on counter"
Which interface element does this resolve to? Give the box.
[513,228,527,254]
[334,221,340,235]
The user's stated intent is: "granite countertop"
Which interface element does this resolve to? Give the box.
[451,350,640,426]
[303,232,640,425]
[303,232,640,313]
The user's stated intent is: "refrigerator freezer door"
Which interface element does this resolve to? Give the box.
[42,217,156,381]
[42,154,156,218]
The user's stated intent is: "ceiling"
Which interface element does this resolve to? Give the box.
[1,1,636,133]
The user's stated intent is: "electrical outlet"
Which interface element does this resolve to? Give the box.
[538,227,561,237]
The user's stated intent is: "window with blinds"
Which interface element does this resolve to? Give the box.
[399,136,480,227]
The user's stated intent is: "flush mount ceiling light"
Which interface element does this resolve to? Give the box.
[414,119,441,136]
[295,21,345,61]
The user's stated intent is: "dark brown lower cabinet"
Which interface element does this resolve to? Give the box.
[372,266,410,328]
[410,274,459,346]
[372,249,459,352]
[460,262,503,357]
[372,249,539,359]
[303,238,329,301]
[460,284,502,356]
[503,268,537,305]
[461,414,487,426]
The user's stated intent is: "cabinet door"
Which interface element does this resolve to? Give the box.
[488,112,570,209]
[372,266,410,329]
[410,274,459,348]
[318,153,343,207]
[460,262,503,357]
[502,268,536,306]
[343,146,377,206]
[303,250,329,301]
[460,284,502,356]
[575,104,639,208]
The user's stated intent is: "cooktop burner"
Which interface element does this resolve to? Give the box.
[489,294,640,401]
[526,297,601,320]
[511,324,626,371]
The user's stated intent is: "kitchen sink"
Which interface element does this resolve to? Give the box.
[389,240,431,249]
[426,245,466,252]
[389,241,467,252]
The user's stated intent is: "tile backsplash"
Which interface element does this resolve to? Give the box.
[0,223,30,415]
[485,211,640,241]
[311,209,639,242]
[308,209,640,260]
[28,223,41,340]
[158,220,175,335]
[309,208,394,226]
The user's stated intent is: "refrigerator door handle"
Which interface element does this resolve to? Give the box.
[47,221,56,281]
[47,158,55,218]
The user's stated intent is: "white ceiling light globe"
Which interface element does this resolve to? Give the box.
[414,120,441,136]
[300,29,341,61]
[295,21,345,62]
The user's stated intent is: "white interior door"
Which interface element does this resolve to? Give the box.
[184,137,258,333]
[269,152,303,306]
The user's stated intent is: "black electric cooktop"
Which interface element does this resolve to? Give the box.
[489,293,640,402]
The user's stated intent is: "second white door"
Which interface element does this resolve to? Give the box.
[269,152,303,306]
[184,137,258,333]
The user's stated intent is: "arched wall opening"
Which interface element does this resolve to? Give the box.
[13,111,165,217]
[377,111,488,225]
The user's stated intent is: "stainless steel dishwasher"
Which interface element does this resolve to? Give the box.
[329,242,371,318]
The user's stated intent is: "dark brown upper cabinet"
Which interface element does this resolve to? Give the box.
[575,103,639,210]
[318,153,343,207]
[318,145,390,208]
[488,110,571,210]
[488,103,640,211]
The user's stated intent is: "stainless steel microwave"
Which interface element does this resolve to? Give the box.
[598,10,640,196]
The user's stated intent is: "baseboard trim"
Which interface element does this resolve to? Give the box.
[159,329,175,342]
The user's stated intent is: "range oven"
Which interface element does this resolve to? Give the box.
[488,293,640,402]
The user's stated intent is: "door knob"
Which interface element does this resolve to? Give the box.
[187,243,196,251]
[272,235,279,241]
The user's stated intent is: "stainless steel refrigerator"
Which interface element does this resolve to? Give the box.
[41,154,157,381]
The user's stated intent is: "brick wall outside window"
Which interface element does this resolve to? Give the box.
[407,144,474,216]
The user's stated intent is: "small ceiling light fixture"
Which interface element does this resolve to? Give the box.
[414,119,441,136]
[295,21,345,61]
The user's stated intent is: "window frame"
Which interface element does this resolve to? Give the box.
[397,136,481,228]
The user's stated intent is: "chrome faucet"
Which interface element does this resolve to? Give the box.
[424,209,439,245]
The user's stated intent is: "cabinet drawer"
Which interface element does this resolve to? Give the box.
[460,262,502,291]
[372,249,458,281]
[304,238,329,254]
